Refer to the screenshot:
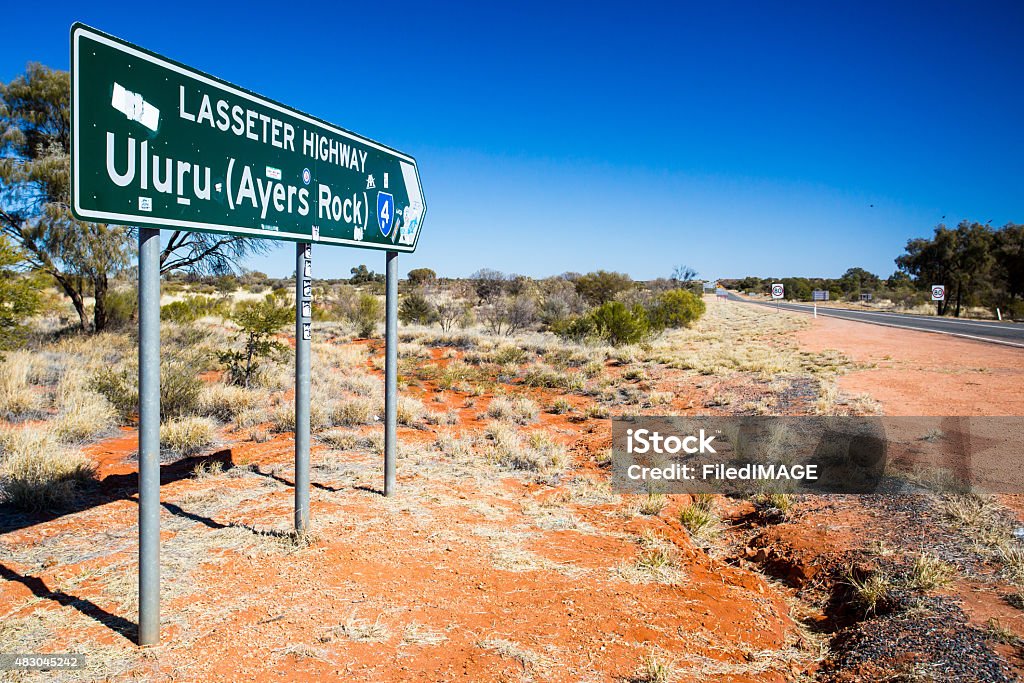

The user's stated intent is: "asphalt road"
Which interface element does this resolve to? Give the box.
[725,292,1024,348]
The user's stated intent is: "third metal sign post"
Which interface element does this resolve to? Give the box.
[70,23,426,647]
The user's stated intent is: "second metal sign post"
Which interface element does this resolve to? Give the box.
[295,243,312,532]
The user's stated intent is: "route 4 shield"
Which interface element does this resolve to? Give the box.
[931,285,946,301]
[378,192,395,238]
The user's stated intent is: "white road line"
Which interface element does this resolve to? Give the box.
[789,305,1013,330]
[790,307,1024,349]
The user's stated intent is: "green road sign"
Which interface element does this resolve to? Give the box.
[70,23,426,251]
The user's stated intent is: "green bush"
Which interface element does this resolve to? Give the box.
[590,301,650,346]
[551,315,598,343]
[398,291,438,325]
[354,293,382,338]
[161,295,227,323]
[104,288,138,329]
[649,289,706,330]
[92,360,202,420]
[220,295,293,387]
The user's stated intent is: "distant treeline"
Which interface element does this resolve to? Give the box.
[722,221,1023,318]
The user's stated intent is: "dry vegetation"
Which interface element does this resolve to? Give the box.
[2,291,1018,681]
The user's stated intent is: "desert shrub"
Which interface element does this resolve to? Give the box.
[550,398,572,414]
[649,289,705,330]
[484,422,568,473]
[269,401,331,433]
[590,301,650,346]
[425,409,459,426]
[92,360,201,420]
[234,406,269,429]
[161,295,226,324]
[354,294,383,338]
[197,383,258,421]
[397,396,426,425]
[320,429,359,450]
[399,291,438,325]
[1,445,96,511]
[161,361,203,418]
[551,314,598,343]
[220,295,293,387]
[104,288,138,328]
[52,392,117,443]
[0,238,41,347]
[331,398,377,426]
[486,396,539,424]
[574,270,633,306]
[0,352,43,418]
[492,345,528,365]
[160,416,217,457]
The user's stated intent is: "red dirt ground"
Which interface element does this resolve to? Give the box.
[3,316,1024,681]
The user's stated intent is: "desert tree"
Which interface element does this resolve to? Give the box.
[0,64,131,332]
[0,236,40,346]
[897,222,995,316]
[0,64,270,331]
[574,270,634,306]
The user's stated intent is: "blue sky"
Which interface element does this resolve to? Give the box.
[3,1,1022,280]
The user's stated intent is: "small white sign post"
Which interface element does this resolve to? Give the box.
[771,283,784,311]
[931,284,945,315]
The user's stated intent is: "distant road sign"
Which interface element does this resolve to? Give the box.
[812,290,829,301]
[931,285,946,301]
[771,283,785,299]
[71,23,426,251]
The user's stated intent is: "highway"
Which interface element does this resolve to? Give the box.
[725,292,1024,348]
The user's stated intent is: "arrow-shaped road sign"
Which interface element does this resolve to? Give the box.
[71,23,426,251]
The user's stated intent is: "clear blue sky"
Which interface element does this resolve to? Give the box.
[3,1,1022,281]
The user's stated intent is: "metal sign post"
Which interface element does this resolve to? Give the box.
[137,228,161,646]
[384,251,398,496]
[295,243,312,530]
[71,23,426,644]
[812,290,828,319]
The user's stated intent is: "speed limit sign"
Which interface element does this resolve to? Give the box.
[771,283,784,299]
[931,285,945,301]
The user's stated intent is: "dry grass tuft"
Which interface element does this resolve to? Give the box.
[331,398,378,427]
[324,613,391,643]
[616,531,683,585]
[632,651,678,683]
[1,443,96,511]
[679,500,721,542]
[396,396,426,426]
[484,422,568,474]
[52,392,117,443]
[486,396,539,424]
[198,383,258,421]
[0,351,44,418]
[319,429,359,450]
[638,493,667,516]
[402,623,448,646]
[845,568,894,616]
[160,416,218,457]
[909,552,955,591]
